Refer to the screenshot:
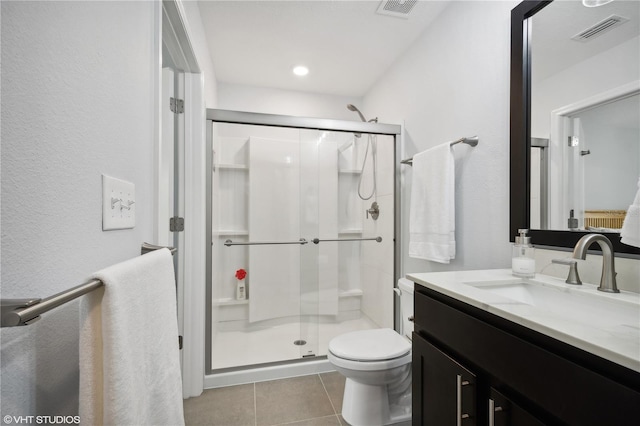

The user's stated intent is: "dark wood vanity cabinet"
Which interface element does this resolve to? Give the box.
[412,285,640,426]
[413,333,477,425]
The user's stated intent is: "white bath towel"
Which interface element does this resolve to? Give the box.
[409,143,456,263]
[621,177,640,248]
[79,248,184,426]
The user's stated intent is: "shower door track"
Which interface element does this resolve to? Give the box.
[205,108,403,378]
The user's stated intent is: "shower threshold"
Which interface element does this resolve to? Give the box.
[204,357,334,389]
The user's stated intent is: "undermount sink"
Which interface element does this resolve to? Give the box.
[467,280,563,306]
[465,279,639,330]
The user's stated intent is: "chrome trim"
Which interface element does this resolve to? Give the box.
[401,136,478,165]
[224,238,308,246]
[456,375,471,426]
[207,109,401,136]
[489,398,495,426]
[312,236,382,244]
[457,374,463,426]
[204,109,403,375]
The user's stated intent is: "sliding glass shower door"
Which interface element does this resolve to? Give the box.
[207,113,398,373]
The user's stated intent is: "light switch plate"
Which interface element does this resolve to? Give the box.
[102,174,135,230]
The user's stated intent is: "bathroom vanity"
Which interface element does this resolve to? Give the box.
[408,270,640,426]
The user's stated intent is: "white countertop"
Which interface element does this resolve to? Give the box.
[407,269,640,373]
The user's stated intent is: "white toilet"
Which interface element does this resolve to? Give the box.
[328,278,414,425]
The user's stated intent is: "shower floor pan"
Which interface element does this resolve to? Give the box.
[211,315,379,371]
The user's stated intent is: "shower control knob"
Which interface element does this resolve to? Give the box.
[366,202,380,220]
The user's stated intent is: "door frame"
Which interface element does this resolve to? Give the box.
[156,0,205,399]
[548,80,639,229]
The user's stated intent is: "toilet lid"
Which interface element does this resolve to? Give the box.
[328,328,411,361]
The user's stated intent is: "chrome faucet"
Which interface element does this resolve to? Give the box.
[572,234,619,293]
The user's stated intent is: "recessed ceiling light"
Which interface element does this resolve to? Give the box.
[293,65,309,76]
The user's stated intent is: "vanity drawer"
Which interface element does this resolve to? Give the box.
[414,286,640,426]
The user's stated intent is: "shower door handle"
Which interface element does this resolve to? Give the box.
[224,238,308,246]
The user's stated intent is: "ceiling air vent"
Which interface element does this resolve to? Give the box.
[376,0,418,19]
[571,15,629,42]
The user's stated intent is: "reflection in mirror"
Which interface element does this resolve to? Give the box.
[529,0,639,232]
[510,0,640,256]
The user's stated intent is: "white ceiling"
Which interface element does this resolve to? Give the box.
[197,0,449,97]
[532,0,640,82]
[197,1,639,97]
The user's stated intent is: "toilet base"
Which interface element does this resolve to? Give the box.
[341,378,412,426]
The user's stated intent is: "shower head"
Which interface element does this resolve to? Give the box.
[347,104,367,122]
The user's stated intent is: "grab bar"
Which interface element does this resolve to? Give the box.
[312,237,382,244]
[224,238,308,247]
[1,243,176,327]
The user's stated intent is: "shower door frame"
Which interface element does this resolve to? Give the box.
[205,108,403,375]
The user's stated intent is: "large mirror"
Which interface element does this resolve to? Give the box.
[511,0,640,255]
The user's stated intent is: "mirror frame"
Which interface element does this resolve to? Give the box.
[510,0,640,256]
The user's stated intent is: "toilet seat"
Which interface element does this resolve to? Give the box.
[328,328,412,371]
[328,350,412,371]
[329,328,411,361]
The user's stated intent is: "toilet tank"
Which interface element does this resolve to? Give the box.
[397,278,414,339]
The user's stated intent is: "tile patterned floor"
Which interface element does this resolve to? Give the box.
[184,372,347,426]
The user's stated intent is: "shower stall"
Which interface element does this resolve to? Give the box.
[205,109,402,382]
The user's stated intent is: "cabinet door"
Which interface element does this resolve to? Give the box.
[489,388,545,426]
[413,333,476,425]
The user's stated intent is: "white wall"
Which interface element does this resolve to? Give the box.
[364,0,519,275]
[532,36,640,138]
[218,83,363,120]
[1,0,158,417]
[361,0,640,289]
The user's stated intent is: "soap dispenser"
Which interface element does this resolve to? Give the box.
[512,229,535,278]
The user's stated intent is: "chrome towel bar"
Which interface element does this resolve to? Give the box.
[223,237,383,246]
[401,136,478,165]
[224,238,308,246]
[312,237,382,244]
[0,243,176,327]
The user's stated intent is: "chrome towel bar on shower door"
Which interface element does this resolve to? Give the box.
[224,238,309,246]
[312,237,382,244]
[223,237,383,246]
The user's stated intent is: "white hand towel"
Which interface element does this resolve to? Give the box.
[409,143,456,263]
[79,248,184,426]
[621,177,640,248]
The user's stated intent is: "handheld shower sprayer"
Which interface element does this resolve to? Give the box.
[347,104,378,123]
[346,104,378,203]
[347,104,367,122]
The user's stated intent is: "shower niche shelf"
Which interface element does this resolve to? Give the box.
[213,297,249,306]
[339,228,363,234]
[338,169,362,175]
[216,163,248,171]
[213,230,249,236]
